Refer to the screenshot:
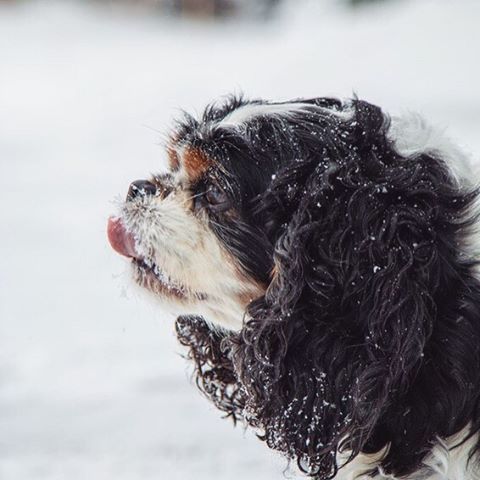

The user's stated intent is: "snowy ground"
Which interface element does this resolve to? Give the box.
[1,1,480,479]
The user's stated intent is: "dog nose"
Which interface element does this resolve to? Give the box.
[127,180,157,201]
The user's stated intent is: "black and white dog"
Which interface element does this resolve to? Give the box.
[108,96,480,479]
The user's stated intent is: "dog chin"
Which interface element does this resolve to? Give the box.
[119,253,245,331]
[131,257,206,301]
[129,269,246,331]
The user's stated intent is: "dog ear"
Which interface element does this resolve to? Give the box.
[230,101,479,478]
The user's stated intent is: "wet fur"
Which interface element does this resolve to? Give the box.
[170,97,480,479]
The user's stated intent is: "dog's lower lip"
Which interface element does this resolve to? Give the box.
[133,258,188,298]
[133,258,208,301]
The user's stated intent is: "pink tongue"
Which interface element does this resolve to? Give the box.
[107,217,138,258]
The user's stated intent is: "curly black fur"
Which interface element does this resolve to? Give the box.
[173,96,480,479]
[176,315,246,423]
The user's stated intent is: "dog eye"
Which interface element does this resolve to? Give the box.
[205,184,229,207]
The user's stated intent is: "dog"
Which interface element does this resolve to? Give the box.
[107,95,480,479]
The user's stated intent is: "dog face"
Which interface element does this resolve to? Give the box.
[108,96,480,479]
[108,164,266,330]
[108,96,350,330]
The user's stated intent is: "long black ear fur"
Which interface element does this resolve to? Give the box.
[177,100,480,479]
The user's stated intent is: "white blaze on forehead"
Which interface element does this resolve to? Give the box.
[219,102,307,127]
[218,101,355,128]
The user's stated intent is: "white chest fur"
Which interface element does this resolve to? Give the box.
[335,428,478,480]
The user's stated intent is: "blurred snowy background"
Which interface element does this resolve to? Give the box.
[1,0,480,479]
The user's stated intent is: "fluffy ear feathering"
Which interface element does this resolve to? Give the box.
[110,96,480,479]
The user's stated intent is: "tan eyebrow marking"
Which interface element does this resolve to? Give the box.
[182,147,213,182]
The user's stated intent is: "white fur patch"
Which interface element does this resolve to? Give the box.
[218,100,355,128]
[335,427,478,479]
[387,112,476,187]
[220,102,307,127]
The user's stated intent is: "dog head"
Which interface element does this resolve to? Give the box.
[108,96,480,478]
